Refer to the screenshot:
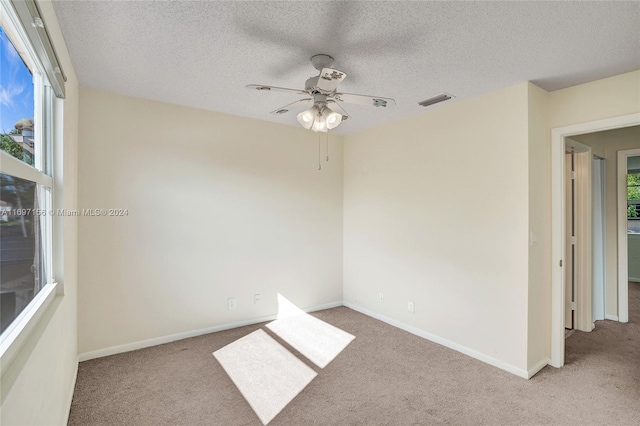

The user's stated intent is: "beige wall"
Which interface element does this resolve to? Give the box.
[573,126,640,315]
[343,71,640,376]
[343,83,531,373]
[527,83,551,370]
[77,89,344,355]
[521,72,639,371]
[0,2,80,425]
[549,70,640,129]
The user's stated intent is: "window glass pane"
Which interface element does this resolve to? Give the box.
[0,173,46,333]
[628,173,640,201]
[628,173,640,223]
[0,26,35,167]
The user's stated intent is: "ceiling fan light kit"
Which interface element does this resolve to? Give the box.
[248,54,396,133]
[296,95,343,133]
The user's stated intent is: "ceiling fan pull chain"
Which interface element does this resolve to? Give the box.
[326,132,329,162]
[318,132,322,171]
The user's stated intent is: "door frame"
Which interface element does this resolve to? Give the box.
[551,113,640,368]
[617,148,640,323]
[592,156,606,322]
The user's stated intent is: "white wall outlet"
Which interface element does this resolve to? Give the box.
[228,297,236,309]
[379,293,384,302]
[408,301,415,313]
[254,294,261,304]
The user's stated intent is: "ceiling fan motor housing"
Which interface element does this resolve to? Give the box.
[305,76,335,95]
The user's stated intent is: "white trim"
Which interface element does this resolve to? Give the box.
[78,300,343,362]
[62,357,79,426]
[563,140,593,332]
[77,300,549,380]
[52,94,64,295]
[0,282,58,375]
[605,314,619,321]
[343,302,531,379]
[0,151,53,187]
[527,358,550,379]
[551,113,640,368]
[618,148,640,323]
[551,129,566,367]
[629,277,640,283]
[592,158,606,322]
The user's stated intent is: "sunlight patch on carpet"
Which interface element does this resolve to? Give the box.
[213,329,317,425]
[266,294,355,368]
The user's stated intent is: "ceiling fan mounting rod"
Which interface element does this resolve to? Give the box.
[313,93,328,109]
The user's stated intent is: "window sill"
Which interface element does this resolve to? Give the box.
[0,282,58,376]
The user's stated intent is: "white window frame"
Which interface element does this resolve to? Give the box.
[0,0,59,373]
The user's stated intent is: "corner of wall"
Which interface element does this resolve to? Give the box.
[527,82,552,370]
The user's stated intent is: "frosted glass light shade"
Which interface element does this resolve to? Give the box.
[323,108,342,130]
[297,106,319,130]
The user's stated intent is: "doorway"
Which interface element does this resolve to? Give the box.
[627,155,640,284]
[551,113,640,368]
[618,149,640,323]
[627,155,640,325]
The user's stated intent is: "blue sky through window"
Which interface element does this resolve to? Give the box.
[1,26,34,133]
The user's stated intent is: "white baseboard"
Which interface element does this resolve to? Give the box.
[527,358,550,379]
[629,277,640,283]
[78,301,343,362]
[342,301,531,379]
[79,300,543,380]
[605,314,619,321]
[62,358,79,425]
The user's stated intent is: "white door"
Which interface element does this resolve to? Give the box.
[592,158,606,321]
[565,152,575,329]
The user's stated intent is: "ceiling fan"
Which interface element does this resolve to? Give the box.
[247,54,396,132]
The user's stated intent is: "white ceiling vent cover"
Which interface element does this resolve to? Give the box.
[418,93,454,107]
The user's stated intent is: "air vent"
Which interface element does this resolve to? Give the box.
[274,109,288,114]
[418,93,454,107]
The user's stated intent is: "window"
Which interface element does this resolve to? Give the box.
[0,3,55,336]
[629,171,640,234]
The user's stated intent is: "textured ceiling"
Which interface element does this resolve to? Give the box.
[52,1,640,135]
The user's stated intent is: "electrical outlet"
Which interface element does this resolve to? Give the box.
[408,301,415,313]
[228,297,236,309]
[254,294,261,304]
[379,293,384,302]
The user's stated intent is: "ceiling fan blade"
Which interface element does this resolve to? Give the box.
[327,100,350,120]
[269,98,313,115]
[335,92,396,108]
[316,68,347,92]
[246,84,307,95]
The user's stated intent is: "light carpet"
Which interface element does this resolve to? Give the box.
[213,329,316,425]
[266,312,355,368]
[68,282,640,425]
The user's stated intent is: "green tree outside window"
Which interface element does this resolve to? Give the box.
[629,173,640,218]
